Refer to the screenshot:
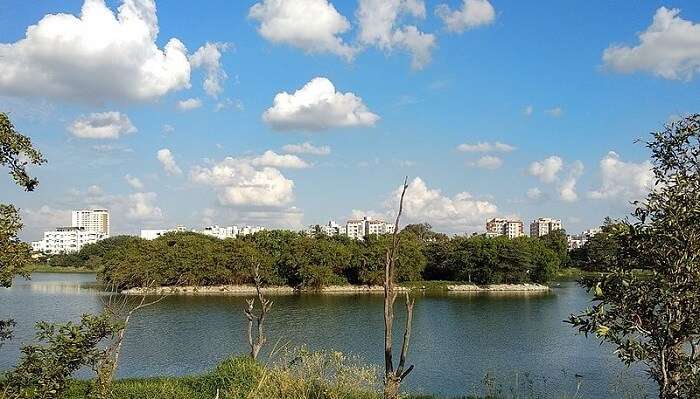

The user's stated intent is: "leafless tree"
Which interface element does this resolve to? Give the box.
[383,177,415,399]
[244,262,272,360]
[93,281,165,398]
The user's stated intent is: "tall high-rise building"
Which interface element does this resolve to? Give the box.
[72,209,110,235]
[530,218,562,237]
[486,218,524,239]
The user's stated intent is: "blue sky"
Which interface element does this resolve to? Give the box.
[1,0,698,239]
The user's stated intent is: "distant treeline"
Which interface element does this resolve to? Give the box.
[40,224,569,289]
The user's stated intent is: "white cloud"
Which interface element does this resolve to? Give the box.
[177,98,203,111]
[386,177,498,232]
[524,105,533,116]
[249,0,356,60]
[250,150,310,169]
[189,42,229,97]
[559,161,584,202]
[545,107,563,117]
[357,0,436,70]
[435,0,495,33]
[263,77,379,131]
[157,148,182,175]
[457,141,515,153]
[589,151,654,202]
[21,205,72,239]
[603,7,700,80]
[162,124,175,134]
[282,142,331,155]
[526,187,543,200]
[125,174,144,189]
[190,157,295,207]
[469,155,502,169]
[0,0,190,102]
[87,185,103,196]
[126,192,163,220]
[214,98,244,112]
[68,111,136,139]
[528,156,563,183]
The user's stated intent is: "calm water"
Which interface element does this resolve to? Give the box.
[1,273,654,398]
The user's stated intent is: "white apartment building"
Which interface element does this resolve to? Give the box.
[72,209,110,235]
[346,217,394,240]
[567,227,602,250]
[140,225,188,240]
[530,217,563,237]
[306,221,345,236]
[200,225,239,240]
[239,225,265,236]
[485,218,524,239]
[32,227,108,254]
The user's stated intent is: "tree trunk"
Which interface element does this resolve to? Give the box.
[384,376,401,399]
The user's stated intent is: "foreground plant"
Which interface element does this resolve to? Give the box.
[243,262,273,361]
[569,114,700,398]
[1,314,117,399]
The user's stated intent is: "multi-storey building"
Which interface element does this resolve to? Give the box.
[239,225,265,236]
[72,209,110,235]
[200,225,239,240]
[140,225,188,240]
[530,217,563,237]
[346,217,394,240]
[32,227,108,254]
[485,218,524,239]
[306,221,345,236]
[567,227,602,250]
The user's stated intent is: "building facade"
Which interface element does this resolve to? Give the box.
[486,218,524,239]
[72,209,110,235]
[530,217,563,237]
[346,217,394,240]
[32,227,108,254]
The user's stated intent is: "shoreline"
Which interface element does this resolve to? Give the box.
[121,283,549,296]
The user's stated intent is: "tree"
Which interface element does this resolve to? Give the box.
[1,314,117,399]
[574,218,629,272]
[569,114,700,399]
[0,112,45,348]
[383,178,415,399]
[243,263,272,361]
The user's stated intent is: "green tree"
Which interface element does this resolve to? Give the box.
[569,115,700,399]
[574,218,630,272]
[0,112,45,347]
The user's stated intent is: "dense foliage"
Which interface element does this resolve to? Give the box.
[40,227,568,289]
[568,218,629,272]
[569,114,700,399]
[1,314,118,399]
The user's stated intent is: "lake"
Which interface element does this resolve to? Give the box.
[0,273,654,398]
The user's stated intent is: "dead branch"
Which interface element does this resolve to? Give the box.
[244,261,272,360]
[383,177,414,399]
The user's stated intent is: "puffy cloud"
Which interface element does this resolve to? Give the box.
[177,98,202,111]
[526,187,543,201]
[190,157,295,207]
[469,155,502,169]
[603,7,700,80]
[559,161,584,202]
[124,174,144,189]
[282,142,331,155]
[524,105,533,116]
[457,141,515,153]
[357,0,436,70]
[589,151,654,201]
[263,77,379,131]
[126,192,163,220]
[157,148,182,175]
[435,0,495,33]
[528,156,563,183]
[249,0,356,60]
[190,42,229,97]
[68,111,136,139]
[214,98,244,112]
[22,205,71,238]
[0,0,190,102]
[250,150,310,169]
[387,177,498,232]
[545,107,563,117]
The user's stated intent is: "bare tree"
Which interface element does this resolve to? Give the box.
[383,177,415,399]
[93,282,165,398]
[244,262,272,360]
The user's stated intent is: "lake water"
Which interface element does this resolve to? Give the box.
[0,273,654,398]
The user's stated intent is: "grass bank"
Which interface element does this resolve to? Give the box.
[27,264,99,273]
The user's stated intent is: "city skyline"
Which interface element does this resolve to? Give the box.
[2,0,696,240]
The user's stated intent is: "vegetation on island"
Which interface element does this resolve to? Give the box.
[35,227,569,290]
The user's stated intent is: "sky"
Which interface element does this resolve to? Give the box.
[1,0,698,240]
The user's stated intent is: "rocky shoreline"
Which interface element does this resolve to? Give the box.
[446,283,551,292]
[121,283,548,296]
[121,284,409,296]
